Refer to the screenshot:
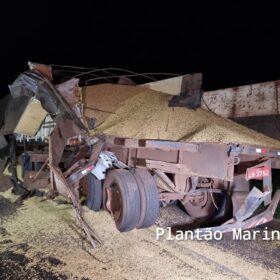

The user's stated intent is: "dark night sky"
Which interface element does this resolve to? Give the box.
[1,2,280,95]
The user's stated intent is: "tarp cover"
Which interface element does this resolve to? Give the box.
[83,84,280,148]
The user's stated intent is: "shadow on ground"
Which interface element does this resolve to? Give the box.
[0,192,89,280]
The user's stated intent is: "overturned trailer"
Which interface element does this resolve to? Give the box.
[1,63,280,245]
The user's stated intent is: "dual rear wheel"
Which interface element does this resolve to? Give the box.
[85,174,103,211]
[85,168,159,232]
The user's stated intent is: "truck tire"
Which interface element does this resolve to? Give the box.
[85,173,103,211]
[133,168,160,229]
[103,169,141,232]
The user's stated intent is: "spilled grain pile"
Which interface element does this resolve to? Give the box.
[1,189,279,280]
[83,84,280,148]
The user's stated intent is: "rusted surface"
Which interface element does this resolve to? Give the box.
[49,164,102,247]
[28,62,53,80]
[105,137,236,181]
[49,117,81,168]
[202,80,280,118]
[103,135,280,231]
[168,73,203,109]
[199,190,280,235]
[146,140,199,153]
[231,174,250,215]
[9,70,86,132]
[67,140,104,185]
[23,171,49,190]
[137,148,178,163]
[55,78,80,106]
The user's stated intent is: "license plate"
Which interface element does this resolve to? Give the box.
[246,166,270,180]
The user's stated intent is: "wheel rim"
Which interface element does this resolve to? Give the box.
[106,184,122,222]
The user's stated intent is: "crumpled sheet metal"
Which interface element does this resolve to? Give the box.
[198,188,280,235]
[9,70,85,131]
[9,70,62,115]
